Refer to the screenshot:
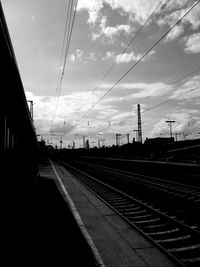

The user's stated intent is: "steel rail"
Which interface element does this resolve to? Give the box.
[58,160,200,266]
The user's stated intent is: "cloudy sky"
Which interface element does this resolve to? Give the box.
[2,0,200,147]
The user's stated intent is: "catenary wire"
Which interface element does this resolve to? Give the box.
[90,0,167,96]
[143,86,200,113]
[54,0,74,119]
[57,0,78,96]
[53,0,78,128]
[56,0,73,92]
[61,0,200,138]
[125,67,200,112]
[87,0,200,113]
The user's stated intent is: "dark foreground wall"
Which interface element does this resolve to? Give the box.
[1,2,38,225]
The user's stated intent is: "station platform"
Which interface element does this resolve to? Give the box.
[36,159,175,267]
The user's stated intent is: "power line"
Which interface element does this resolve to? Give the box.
[61,0,200,138]
[76,1,200,118]
[56,0,78,102]
[143,86,200,113]
[89,0,200,108]
[53,0,78,128]
[57,0,78,96]
[90,0,166,96]
[56,0,73,92]
[169,67,200,85]
[125,67,200,112]
[57,0,167,139]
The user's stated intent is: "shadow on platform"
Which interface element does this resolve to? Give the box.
[2,176,97,266]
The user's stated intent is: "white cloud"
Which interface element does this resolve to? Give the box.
[100,81,172,99]
[77,0,197,30]
[78,0,196,46]
[170,87,200,100]
[69,49,84,62]
[89,52,96,61]
[102,51,115,60]
[77,0,103,24]
[165,25,184,41]
[151,111,200,138]
[91,15,131,42]
[184,33,200,53]
[158,3,200,42]
[69,53,75,62]
[183,75,200,88]
[111,111,133,121]
[106,51,114,58]
[103,24,130,37]
[148,50,155,56]
[185,4,200,30]
[158,8,186,28]
[102,49,154,63]
[127,84,172,99]
[76,49,83,59]
[105,0,159,24]
[78,0,158,25]
[25,90,120,137]
[164,0,191,12]
[151,118,172,137]
[115,52,141,63]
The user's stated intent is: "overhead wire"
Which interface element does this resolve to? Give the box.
[56,0,78,106]
[56,0,73,93]
[143,86,200,113]
[73,0,168,139]
[87,0,200,111]
[61,0,200,138]
[57,0,78,96]
[73,1,200,126]
[52,0,78,136]
[60,0,170,138]
[90,0,166,96]
[53,1,74,120]
[125,67,200,112]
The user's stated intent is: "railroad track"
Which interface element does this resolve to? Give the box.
[66,159,200,227]
[76,157,200,187]
[59,160,200,266]
[81,161,200,199]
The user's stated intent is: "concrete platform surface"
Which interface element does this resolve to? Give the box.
[44,159,176,267]
[2,159,97,266]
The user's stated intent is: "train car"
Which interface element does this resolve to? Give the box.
[0,3,38,225]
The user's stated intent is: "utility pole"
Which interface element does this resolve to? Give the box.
[50,120,52,144]
[137,104,142,143]
[101,138,105,146]
[133,130,138,142]
[72,141,75,149]
[83,135,85,149]
[98,134,102,148]
[126,133,130,144]
[85,139,89,149]
[116,133,121,146]
[175,133,178,142]
[27,100,33,121]
[166,120,175,139]
[59,139,63,149]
